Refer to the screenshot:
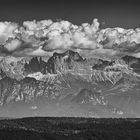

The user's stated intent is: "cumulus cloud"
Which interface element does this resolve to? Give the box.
[0,18,140,58]
[0,22,18,44]
[4,38,21,52]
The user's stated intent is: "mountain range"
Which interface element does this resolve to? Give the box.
[0,50,140,118]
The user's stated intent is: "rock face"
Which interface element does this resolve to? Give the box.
[0,50,140,118]
[122,55,140,73]
[24,57,47,74]
[46,50,85,73]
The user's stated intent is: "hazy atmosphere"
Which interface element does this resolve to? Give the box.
[0,0,140,117]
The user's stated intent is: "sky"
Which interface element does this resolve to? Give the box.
[0,0,140,59]
[0,0,140,28]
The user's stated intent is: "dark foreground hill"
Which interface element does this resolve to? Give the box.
[0,117,140,140]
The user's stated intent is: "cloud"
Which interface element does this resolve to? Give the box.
[0,22,18,44]
[0,18,140,58]
[4,39,21,52]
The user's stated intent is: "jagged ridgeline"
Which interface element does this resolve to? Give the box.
[0,50,140,117]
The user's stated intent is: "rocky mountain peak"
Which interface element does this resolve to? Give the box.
[47,50,85,73]
[0,51,139,117]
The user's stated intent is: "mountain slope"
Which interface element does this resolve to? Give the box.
[0,50,140,117]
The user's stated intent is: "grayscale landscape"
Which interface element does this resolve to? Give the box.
[0,0,140,139]
[0,19,140,118]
